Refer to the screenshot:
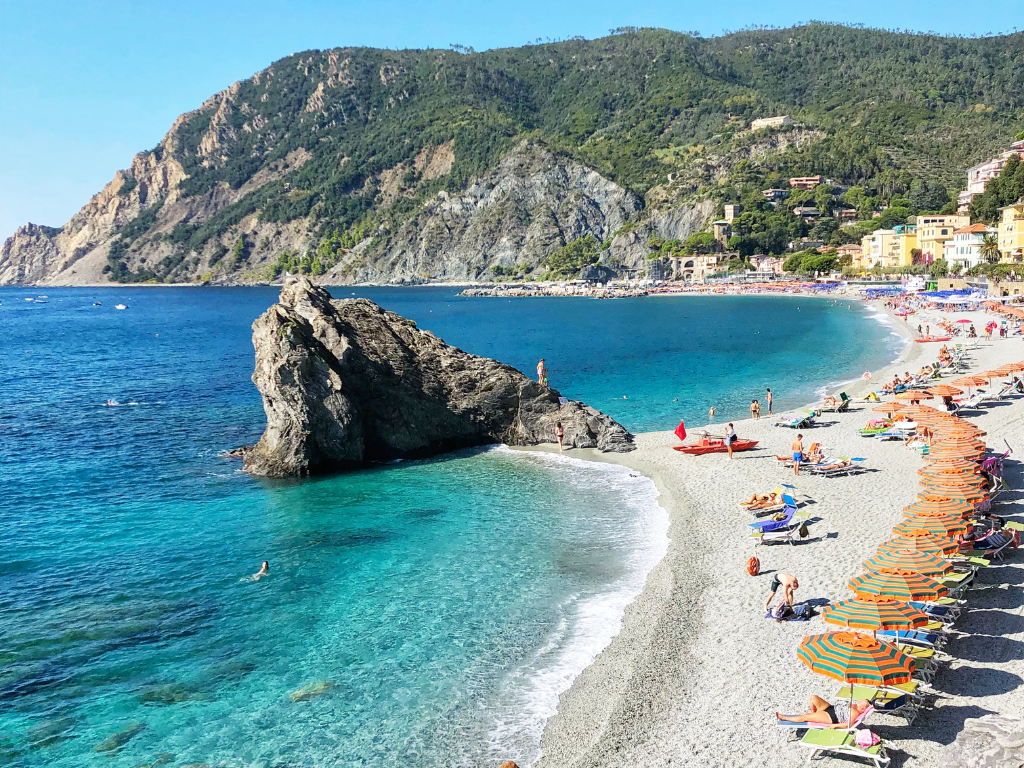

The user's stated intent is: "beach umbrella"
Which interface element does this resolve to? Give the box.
[849,568,950,602]
[952,375,988,392]
[904,498,975,519]
[924,447,986,462]
[864,549,953,579]
[822,596,930,632]
[879,531,959,557]
[976,371,1006,381]
[894,516,969,540]
[796,631,914,687]
[918,485,988,506]
[919,475,989,495]
[872,403,902,414]
[926,385,963,398]
[917,460,981,478]
[896,390,930,402]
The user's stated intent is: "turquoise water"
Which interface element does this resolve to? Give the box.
[0,288,899,767]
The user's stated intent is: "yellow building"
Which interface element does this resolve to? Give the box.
[858,229,900,270]
[893,225,918,266]
[998,203,1024,262]
[916,215,969,260]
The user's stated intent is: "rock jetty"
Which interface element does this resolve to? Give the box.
[242,278,634,477]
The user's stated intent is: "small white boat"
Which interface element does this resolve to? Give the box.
[24,297,34,301]
[115,304,128,310]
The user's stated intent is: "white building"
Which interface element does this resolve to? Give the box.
[942,224,996,270]
[750,116,792,131]
[958,140,1024,210]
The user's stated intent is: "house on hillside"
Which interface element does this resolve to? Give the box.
[792,206,821,221]
[750,254,785,274]
[957,140,1024,211]
[670,254,724,282]
[762,188,789,205]
[750,116,793,131]
[917,214,970,261]
[789,176,822,189]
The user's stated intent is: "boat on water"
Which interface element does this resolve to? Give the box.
[115,304,128,310]
[674,433,759,455]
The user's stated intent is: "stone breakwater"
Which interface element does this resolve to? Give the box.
[242,277,635,477]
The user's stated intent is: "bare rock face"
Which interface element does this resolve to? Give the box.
[936,714,1024,768]
[243,278,634,477]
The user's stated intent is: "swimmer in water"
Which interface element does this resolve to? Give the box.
[248,561,269,581]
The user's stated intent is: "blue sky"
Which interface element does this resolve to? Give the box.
[1,1,1021,237]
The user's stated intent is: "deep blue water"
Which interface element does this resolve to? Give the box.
[0,287,900,767]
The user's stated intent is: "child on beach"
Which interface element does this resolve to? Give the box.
[791,434,804,476]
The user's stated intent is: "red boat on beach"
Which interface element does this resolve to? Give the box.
[914,336,952,343]
[674,435,760,455]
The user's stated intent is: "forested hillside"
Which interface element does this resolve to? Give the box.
[3,23,1023,285]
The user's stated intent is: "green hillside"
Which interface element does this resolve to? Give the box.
[98,24,1024,279]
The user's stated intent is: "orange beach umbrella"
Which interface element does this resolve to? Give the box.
[796,632,914,687]
[879,532,959,557]
[849,568,949,602]
[917,461,981,478]
[864,549,954,578]
[894,516,969,540]
[904,498,975,519]
[822,596,930,631]
[926,385,963,398]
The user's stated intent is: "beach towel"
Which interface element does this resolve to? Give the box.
[766,603,815,621]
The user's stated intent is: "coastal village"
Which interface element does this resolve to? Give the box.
[463,126,1024,300]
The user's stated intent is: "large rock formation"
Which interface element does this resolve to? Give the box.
[243,278,634,477]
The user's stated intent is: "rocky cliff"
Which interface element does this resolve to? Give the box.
[243,278,634,477]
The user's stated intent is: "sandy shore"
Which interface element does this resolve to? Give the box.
[530,307,1024,768]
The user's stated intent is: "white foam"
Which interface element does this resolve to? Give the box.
[482,447,669,764]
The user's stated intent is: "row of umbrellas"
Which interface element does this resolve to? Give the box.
[792,359,1011,701]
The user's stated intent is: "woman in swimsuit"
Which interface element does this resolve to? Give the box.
[555,421,564,452]
[776,697,871,728]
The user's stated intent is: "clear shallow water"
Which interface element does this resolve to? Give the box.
[0,287,898,767]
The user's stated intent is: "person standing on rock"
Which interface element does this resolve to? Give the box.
[537,358,546,384]
[555,422,564,452]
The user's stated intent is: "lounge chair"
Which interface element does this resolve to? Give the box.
[739,486,785,515]
[798,729,889,768]
[820,392,851,413]
[809,457,866,477]
[876,629,945,650]
[837,685,920,724]
[775,411,816,429]
[775,704,873,740]
[950,392,987,415]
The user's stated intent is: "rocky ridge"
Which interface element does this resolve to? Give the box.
[242,278,634,477]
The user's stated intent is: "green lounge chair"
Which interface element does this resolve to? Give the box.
[799,729,889,768]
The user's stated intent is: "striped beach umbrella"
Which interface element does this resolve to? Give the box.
[952,375,988,390]
[926,385,963,398]
[872,402,901,415]
[919,486,988,506]
[822,596,930,631]
[894,516,969,540]
[905,498,975,519]
[924,445,986,461]
[919,476,989,496]
[918,460,981,478]
[864,549,954,578]
[797,632,914,687]
[879,532,959,557]
[849,568,949,602]
[931,425,987,439]
[896,390,930,402]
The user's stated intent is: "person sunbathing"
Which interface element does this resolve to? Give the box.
[776,697,871,728]
[823,395,837,408]
[742,492,781,508]
[816,459,852,471]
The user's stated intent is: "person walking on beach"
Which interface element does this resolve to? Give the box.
[765,572,799,612]
[537,359,546,384]
[725,422,736,459]
[555,421,564,452]
[792,434,804,476]
[766,388,773,415]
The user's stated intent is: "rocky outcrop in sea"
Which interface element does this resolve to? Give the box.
[242,278,634,477]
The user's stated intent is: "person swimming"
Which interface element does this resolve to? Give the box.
[247,561,269,582]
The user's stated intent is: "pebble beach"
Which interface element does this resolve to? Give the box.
[529,306,1024,768]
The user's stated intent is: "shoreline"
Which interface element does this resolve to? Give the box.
[525,303,1018,767]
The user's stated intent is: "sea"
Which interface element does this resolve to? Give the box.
[0,287,903,767]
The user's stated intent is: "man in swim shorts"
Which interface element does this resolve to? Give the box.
[765,572,799,612]
[791,434,804,477]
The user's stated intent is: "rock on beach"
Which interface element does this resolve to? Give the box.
[242,277,634,477]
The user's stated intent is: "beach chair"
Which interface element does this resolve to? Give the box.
[809,457,865,477]
[951,392,987,414]
[774,411,815,429]
[836,685,920,725]
[819,392,851,413]
[798,729,889,768]
[775,705,873,741]
[876,629,945,650]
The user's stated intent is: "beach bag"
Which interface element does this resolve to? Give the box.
[854,729,880,748]
[746,556,760,576]
[798,523,809,539]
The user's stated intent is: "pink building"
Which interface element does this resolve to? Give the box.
[750,254,785,274]
[958,140,1024,210]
